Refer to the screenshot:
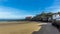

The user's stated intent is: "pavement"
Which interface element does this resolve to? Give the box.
[32,23,60,34]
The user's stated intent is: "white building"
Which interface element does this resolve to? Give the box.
[52,13,60,19]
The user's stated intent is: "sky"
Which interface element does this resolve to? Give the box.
[0,0,60,19]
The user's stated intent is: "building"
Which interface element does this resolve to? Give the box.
[52,13,60,19]
[48,13,60,22]
[25,16,32,21]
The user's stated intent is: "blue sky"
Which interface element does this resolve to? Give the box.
[0,0,60,19]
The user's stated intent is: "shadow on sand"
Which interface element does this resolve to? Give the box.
[32,23,60,34]
[32,24,47,34]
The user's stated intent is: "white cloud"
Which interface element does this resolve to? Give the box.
[0,6,34,19]
[44,0,60,13]
[0,0,8,2]
[0,6,25,19]
[45,6,60,12]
